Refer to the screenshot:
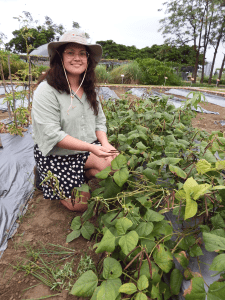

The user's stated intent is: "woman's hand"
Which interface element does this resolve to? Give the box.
[101,142,119,160]
[89,144,115,158]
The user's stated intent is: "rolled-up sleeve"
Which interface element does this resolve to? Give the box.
[95,98,107,133]
[31,83,68,156]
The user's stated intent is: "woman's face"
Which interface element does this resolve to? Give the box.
[62,43,88,77]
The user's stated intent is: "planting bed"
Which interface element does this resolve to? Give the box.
[0,87,225,300]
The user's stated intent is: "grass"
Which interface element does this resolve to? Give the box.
[7,243,78,292]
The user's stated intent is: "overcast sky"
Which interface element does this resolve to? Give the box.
[1,0,224,70]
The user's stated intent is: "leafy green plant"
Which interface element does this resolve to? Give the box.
[136,58,182,86]
[67,92,225,299]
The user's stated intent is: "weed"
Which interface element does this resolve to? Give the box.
[76,253,96,276]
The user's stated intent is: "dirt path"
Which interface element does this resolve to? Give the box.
[0,87,224,300]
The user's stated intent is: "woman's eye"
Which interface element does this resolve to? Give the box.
[80,52,86,57]
[68,51,75,56]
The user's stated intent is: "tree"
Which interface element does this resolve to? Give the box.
[208,7,225,84]
[218,54,225,85]
[5,11,85,53]
[158,0,224,83]
[0,32,7,47]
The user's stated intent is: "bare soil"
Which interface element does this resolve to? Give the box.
[0,87,225,300]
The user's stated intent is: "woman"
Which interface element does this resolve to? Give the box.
[31,29,118,212]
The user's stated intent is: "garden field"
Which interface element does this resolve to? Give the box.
[0,86,225,300]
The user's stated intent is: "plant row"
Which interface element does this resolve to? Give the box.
[42,92,225,299]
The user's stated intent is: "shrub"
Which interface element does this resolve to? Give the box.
[0,49,27,80]
[136,58,182,86]
[95,65,111,83]
[202,76,224,85]
[109,61,142,84]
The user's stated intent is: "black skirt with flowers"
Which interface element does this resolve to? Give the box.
[34,141,100,200]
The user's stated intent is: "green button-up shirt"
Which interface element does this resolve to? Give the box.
[31,82,107,156]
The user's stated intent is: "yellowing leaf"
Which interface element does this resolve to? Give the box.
[196,159,212,175]
[183,177,198,194]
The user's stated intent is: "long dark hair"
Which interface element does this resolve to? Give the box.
[37,44,99,115]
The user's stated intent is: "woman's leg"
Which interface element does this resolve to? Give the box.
[60,191,90,212]
[84,154,113,179]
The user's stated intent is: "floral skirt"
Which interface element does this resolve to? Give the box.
[34,141,100,200]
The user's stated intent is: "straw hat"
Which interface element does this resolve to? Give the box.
[48,29,102,65]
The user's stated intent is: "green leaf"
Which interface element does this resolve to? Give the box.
[151,284,162,300]
[153,244,173,273]
[136,222,154,237]
[189,244,203,257]
[90,287,101,300]
[196,159,213,175]
[82,201,95,222]
[174,251,189,269]
[208,281,225,300]
[140,239,155,254]
[159,282,172,300]
[203,149,217,163]
[151,220,173,240]
[111,154,127,170]
[169,165,187,179]
[95,229,116,254]
[115,218,133,235]
[76,183,90,192]
[113,167,129,187]
[209,254,225,273]
[183,277,206,300]
[143,209,164,222]
[119,283,137,295]
[137,275,149,291]
[164,157,181,165]
[66,230,80,243]
[119,231,139,255]
[103,177,122,199]
[203,232,225,252]
[95,166,112,179]
[211,214,225,229]
[81,221,95,240]
[103,257,122,279]
[97,280,115,300]
[70,216,81,230]
[136,141,147,151]
[170,268,183,295]
[142,168,157,183]
[70,270,98,297]
[135,292,148,300]
[178,235,196,251]
[97,279,121,300]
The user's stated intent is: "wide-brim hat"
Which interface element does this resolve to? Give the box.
[48,29,102,65]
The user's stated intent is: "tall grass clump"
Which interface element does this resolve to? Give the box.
[136,58,182,86]
[95,64,111,83]
[109,61,141,84]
